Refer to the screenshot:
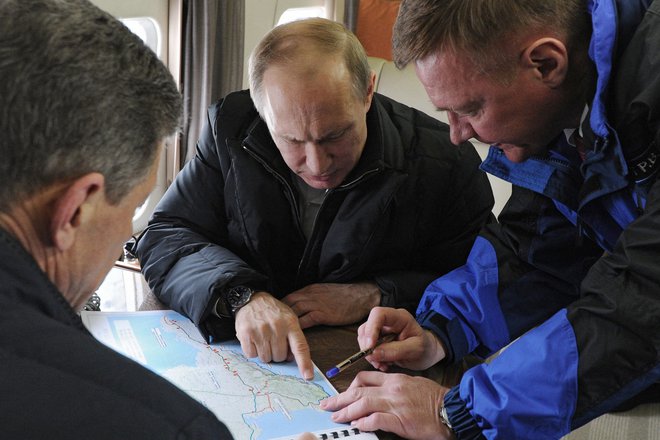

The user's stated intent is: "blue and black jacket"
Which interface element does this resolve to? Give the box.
[419,1,660,438]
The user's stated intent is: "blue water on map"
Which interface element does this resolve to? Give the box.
[106,311,202,372]
[88,310,346,439]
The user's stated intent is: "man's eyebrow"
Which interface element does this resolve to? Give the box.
[437,102,479,114]
[280,134,301,142]
[277,123,354,144]
[318,123,353,141]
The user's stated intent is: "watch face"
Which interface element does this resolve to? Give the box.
[227,286,253,310]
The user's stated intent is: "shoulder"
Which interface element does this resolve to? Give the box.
[208,89,260,136]
[372,93,450,134]
[0,312,231,438]
[371,93,479,166]
[371,93,452,154]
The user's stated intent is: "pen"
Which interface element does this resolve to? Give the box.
[325,334,396,378]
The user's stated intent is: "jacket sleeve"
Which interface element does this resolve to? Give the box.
[423,179,660,439]
[443,177,660,439]
[417,184,604,363]
[136,103,268,341]
[376,141,495,313]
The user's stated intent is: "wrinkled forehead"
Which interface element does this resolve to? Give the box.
[263,59,355,112]
[414,51,483,102]
[267,47,349,83]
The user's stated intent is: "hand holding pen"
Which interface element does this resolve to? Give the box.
[326,334,397,378]
[353,307,448,372]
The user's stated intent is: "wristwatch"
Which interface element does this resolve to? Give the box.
[215,286,254,318]
[440,402,454,432]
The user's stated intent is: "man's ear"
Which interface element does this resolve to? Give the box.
[364,70,377,110]
[50,173,105,251]
[522,37,569,88]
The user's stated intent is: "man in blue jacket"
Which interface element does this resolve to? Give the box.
[136,18,494,380]
[322,0,660,439]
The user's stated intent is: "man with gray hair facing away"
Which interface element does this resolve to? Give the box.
[0,0,240,438]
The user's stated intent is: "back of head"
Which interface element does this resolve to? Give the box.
[248,17,371,117]
[393,0,591,73]
[0,0,182,211]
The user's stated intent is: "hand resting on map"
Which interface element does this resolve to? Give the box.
[318,307,454,439]
[321,371,454,440]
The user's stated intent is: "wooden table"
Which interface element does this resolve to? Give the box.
[305,324,464,393]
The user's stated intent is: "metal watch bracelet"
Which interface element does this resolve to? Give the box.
[440,403,454,432]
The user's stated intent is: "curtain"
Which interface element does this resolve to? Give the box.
[180,0,245,167]
[343,0,359,31]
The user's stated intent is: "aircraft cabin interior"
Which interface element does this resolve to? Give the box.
[79,1,660,439]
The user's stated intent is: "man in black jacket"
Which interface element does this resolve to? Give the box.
[0,1,239,438]
[136,18,494,380]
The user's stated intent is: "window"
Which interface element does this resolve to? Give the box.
[117,17,165,233]
[277,6,326,25]
[120,17,162,58]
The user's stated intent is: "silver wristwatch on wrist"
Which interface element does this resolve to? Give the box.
[440,402,454,432]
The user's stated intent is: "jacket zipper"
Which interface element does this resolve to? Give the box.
[295,167,381,284]
[243,141,382,285]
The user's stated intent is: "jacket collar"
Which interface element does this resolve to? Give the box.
[483,1,652,203]
[587,0,650,137]
[0,228,83,328]
[575,0,651,201]
[242,93,403,189]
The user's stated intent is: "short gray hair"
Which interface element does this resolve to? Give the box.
[0,0,182,210]
[248,18,371,116]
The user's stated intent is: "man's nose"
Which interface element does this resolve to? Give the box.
[305,144,332,174]
[447,112,477,145]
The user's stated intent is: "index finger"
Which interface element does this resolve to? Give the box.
[358,307,403,349]
[288,326,314,380]
[357,308,385,349]
[320,371,388,412]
